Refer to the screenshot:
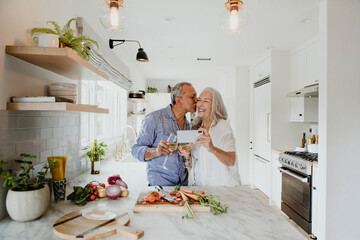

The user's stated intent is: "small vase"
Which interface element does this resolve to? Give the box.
[6,185,50,221]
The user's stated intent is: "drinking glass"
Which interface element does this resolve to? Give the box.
[178,143,192,168]
[158,133,177,170]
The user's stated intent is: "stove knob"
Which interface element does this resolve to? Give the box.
[291,161,294,166]
[300,164,306,169]
[295,163,299,168]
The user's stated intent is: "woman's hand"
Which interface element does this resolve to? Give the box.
[194,128,215,152]
[177,143,192,158]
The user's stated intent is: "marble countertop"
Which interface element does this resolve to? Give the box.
[0,157,307,240]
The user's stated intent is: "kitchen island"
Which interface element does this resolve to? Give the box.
[0,158,307,240]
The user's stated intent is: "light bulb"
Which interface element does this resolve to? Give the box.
[229,10,239,31]
[222,0,249,35]
[99,0,127,33]
[110,6,119,28]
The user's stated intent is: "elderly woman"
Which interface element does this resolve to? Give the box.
[187,87,241,186]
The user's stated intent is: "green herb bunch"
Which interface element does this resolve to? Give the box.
[195,193,228,215]
[0,153,56,191]
[83,140,109,161]
[31,18,98,61]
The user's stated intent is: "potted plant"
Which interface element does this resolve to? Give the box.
[31,18,98,61]
[84,140,109,174]
[0,153,56,221]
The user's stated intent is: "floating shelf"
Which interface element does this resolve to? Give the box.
[7,102,109,114]
[5,46,109,81]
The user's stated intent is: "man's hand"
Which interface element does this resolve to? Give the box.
[157,140,172,156]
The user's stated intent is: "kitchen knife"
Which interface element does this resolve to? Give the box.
[155,185,177,202]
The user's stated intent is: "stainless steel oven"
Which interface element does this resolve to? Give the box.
[278,151,317,234]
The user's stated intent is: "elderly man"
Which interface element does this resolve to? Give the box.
[131,82,197,186]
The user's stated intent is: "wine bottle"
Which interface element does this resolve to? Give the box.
[91,140,100,174]
[308,128,313,145]
[301,133,306,148]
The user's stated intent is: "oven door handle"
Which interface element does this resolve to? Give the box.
[278,167,309,183]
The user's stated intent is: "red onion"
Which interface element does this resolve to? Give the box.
[105,185,121,199]
[116,179,128,189]
[107,174,128,189]
[108,174,121,185]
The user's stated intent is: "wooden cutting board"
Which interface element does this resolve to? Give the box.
[133,191,210,213]
[53,208,144,240]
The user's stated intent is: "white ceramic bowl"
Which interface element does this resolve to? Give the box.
[49,90,77,96]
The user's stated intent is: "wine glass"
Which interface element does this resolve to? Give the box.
[158,133,177,170]
[178,143,192,168]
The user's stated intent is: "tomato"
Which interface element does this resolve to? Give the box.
[94,190,99,196]
[92,185,97,191]
[145,194,155,203]
[87,183,92,187]
[151,192,161,201]
[100,183,106,188]
[90,194,96,201]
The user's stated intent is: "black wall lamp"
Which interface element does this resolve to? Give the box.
[109,39,149,62]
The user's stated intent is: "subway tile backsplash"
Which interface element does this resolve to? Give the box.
[0,110,82,220]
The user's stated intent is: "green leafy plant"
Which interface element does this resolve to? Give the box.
[0,153,56,191]
[147,87,158,93]
[83,140,109,161]
[31,18,98,61]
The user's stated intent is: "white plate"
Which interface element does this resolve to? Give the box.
[49,85,77,91]
[51,82,77,88]
[82,210,117,221]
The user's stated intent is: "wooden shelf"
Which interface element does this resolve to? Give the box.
[7,102,109,114]
[5,46,109,81]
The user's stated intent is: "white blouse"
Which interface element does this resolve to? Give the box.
[190,119,241,186]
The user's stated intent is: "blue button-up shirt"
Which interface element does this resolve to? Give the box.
[131,104,190,186]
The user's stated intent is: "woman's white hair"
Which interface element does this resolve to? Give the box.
[192,87,228,129]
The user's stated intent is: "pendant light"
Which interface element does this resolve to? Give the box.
[223,0,248,35]
[99,0,127,33]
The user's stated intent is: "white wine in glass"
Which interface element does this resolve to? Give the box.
[159,133,177,170]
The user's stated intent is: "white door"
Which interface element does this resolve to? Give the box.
[253,81,271,161]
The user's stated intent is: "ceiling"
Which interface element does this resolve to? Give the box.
[102,0,321,84]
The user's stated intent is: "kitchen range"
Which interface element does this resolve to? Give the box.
[278,151,318,237]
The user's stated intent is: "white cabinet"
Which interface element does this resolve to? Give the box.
[253,156,270,197]
[270,152,282,209]
[250,57,270,83]
[291,42,319,90]
[290,98,318,122]
[290,41,319,122]
[305,42,319,87]
[311,166,319,237]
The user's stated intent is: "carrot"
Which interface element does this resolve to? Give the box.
[169,191,174,195]
[176,192,181,198]
[180,188,193,194]
[192,190,205,194]
[179,191,188,202]
[181,191,199,201]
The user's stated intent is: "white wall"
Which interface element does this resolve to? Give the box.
[318,0,360,239]
[234,67,249,185]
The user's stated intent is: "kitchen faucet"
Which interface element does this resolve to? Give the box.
[115,125,138,161]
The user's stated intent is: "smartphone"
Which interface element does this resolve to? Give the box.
[177,130,204,143]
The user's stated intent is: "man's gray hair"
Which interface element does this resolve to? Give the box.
[191,87,228,129]
[170,82,193,105]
